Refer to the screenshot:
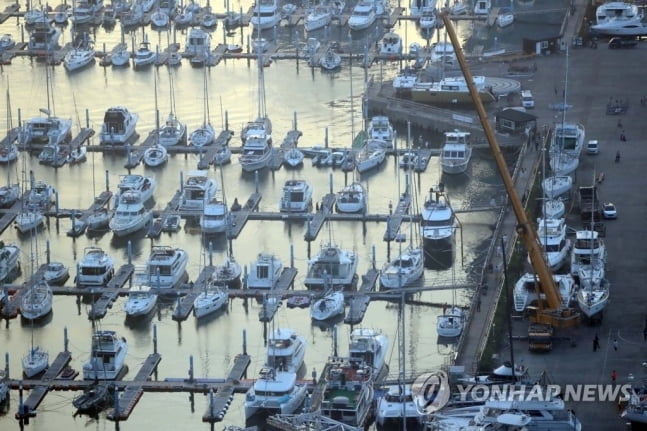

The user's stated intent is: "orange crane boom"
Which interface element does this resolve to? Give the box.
[439,11,579,328]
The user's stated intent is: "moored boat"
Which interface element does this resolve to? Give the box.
[82,330,128,380]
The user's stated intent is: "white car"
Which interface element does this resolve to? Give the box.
[603,202,617,219]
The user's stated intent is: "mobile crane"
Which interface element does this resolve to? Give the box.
[439,11,580,330]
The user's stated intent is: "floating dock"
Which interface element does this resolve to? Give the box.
[344,269,379,325]
[172,265,216,321]
[0,264,47,320]
[86,264,135,320]
[196,130,234,169]
[202,353,251,423]
[226,193,262,239]
[303,194,336,241]
[383,193,412,241]
[17,351,72,417]
[107,353,162,421]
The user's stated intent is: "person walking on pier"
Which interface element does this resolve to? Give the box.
[613,339,619,351]
[616,151,621,163]
[593,334,600,352]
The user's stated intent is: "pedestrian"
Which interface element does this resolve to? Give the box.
[612,370,617,383]
[621,130,627,141]
[614,339,619,351]
[616,151,621,163]
[593,334,600,352]
[476,296,481,312]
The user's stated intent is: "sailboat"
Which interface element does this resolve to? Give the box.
[157,68,186,147]
[189,67,216,148]
[193,276,229,319]
[0,84,18,165]
[239,36,273,172]
[436,266,464,338]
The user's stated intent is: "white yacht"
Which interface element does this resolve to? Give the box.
[250,0,282,30]
[305,5,332,32]
[531,217,571,271]
[336,182,367,214]
[283,147,305,167]
[279,179,313,213]
[63,34,95,72]
[542,175,573,199]
[0,143,18,164]
[179,170,218,211]
[72,0,104,24]
[27,22,61,52]
[23,346,49,378]
[543,197,565,219]
[440,129,472,174]
[513,273,576,312]
[437,306,464,338]
[570,229,606,280]
[239,134,273,172]
[135,246,189,289]
[551,122,585,158]
[21,113,72,146]
[109,190,153,237]
[0,242,20,282]
[246,253,283,289]
[100,106,138,145]
[0,183,20,208]
[430,41,456,64]
[473,0,491,14]
[367,116,395,146]
[410,0,436,16]
[577,278,609,319]
[15,209,44,234]
[591,2,646,36]
[193,279,228,319]
[113,174,156,207]
[411,75,496,105]
[348,1,376,31]
[319,48,342,70]
[83,330,128,380]
[379,245,424,289]
[43,262,69,285]
[244,367,307,419]
[265,328,307,373]
[418,7,437,29]
[393,66,419,93]
[27,180,55,209]
[348,328,389,376]
[143,144,168,167]
[380,32,403,56]
[87,207,112,231]
[132,38,157,69]
[355,142,387,174]
[124,284,158,318]
[420,186,456,247]
[310,289,345,321]
[304,243,358,289]
[200,195,228,234]
[376,384,425,428]
[110,44,131,67]
[158,112,187,147]
[76,247,115,288]
[20,280,53,320]
[213,255,242,287]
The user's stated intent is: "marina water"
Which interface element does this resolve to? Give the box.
[0,0,567,428]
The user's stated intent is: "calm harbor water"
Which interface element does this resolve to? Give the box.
[0,0,566,429]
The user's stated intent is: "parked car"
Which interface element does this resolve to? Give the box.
[608,37,638,49]
[603,202,617,219]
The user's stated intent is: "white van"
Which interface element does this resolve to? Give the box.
[586,140,599,154]
[521,90,535,108]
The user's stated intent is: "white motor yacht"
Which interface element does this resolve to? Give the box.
[244,367,307,419]
[283,147,305,167]
[305,5,332,32]
[184,27,211,58]
[348,328,389,376]
[473,0,491,14]
[355,143,386,174]
[530,217,571,271]
[551,122,585,158]
[367,116,395,146]
[437,306,464,338]
[570,229,606,280]
[20,280,53,320]
[100,106,138,145]
[239,133,273,172]
[75,247,115,288]
[143,144,168,167]
[393,66,419,93]
[250,0,282,30]
[27,180,55,209]
[319,48,342,70]
[15,209,45,234]
[310,289,345,321]
[27,22,61,52]
[132,38,157,69]
[418,7,437,29]
[348,1,376,31]
[124,284,158,318]
[109,190,153,237]
[336,182,367,214]
[304,243,358,289]
[410,0,435,16]
[0,242,20,283]
[380,32,402,55]
[200,195,228,234]
[246,253,283,289]
[513,273,576,312]
[83,330,128,380]
[430,41,456,64]
[43,261,69,285]
[279,180,313,213]
[591,1,646,36]
[213,255,242,287]
[376,384,425,428]
[265,328,307,373]
[135,246,189,289]
[380,245,424,289]
[420,186,456,247]
[179,170,218,211]
[441,129,472,174]
[21,114,72,146]
[193,279,228,319]
[114,174,156,207]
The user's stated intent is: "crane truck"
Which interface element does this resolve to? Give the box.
[439,12,580,338]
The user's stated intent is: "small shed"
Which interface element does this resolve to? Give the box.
[522,36,562,55]
[494,109,538,134]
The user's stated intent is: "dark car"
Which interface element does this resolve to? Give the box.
[608,37,638,49]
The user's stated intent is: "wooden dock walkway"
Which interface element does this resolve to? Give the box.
[0,3,19,24]
[0,128,18,146]
[255,267,299,322]
[107,353,162,421]
[344,269,379,325]
[0,193,25,235]
[383,193,412,241]
[19,351,72,416]
[65,190,112,237]
[227,193,262,239]
[196,130,234,169]
[303,193,336,241]
[87,264,135,320]
[123,131,157,169]
[172,265,216,321]
[202,353,251,423]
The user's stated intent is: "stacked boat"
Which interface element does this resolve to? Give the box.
[572,229,609,319]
